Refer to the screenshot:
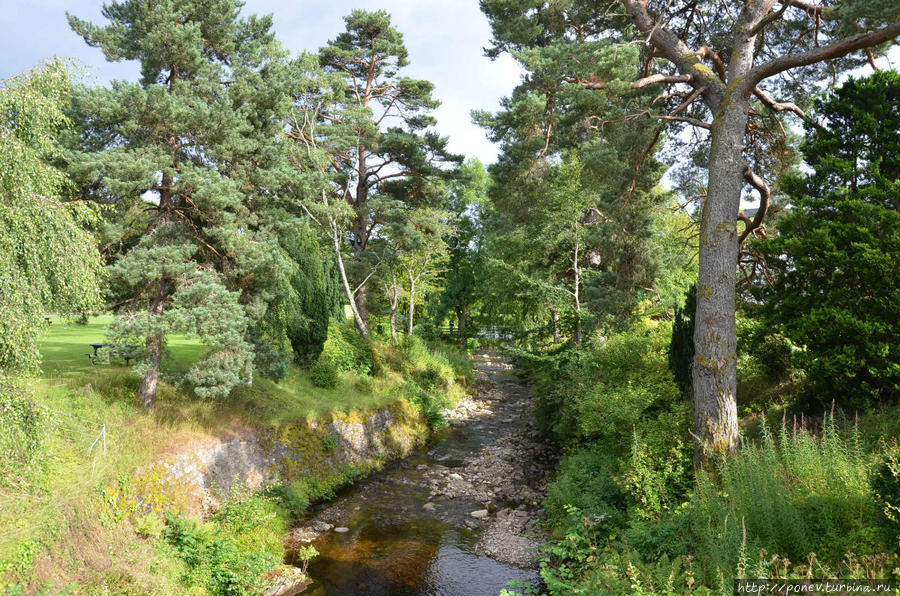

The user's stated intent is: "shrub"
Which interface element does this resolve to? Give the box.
[543,446,626,533]
[134,512,165,538]
[309,359,338,389]
[533,327,682,450]
[405,380,450,428]
[319,319,374,375]
[164,514,278,596]
[164,491,286,596]
[293,545,319,575]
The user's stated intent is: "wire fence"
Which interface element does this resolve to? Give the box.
[42,407,106,457]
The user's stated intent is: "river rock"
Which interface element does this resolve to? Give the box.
[423,502,436,511]
[310,521,333,533]
[470,509,489,519]
[334,526,350,533]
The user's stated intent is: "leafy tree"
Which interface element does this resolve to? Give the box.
[67,0,298,406]
[474,26,672,343]
[755,71,900,406]
[481,0,900,461]
[389,207,453,335]
[0,60,104,376]
[434,159,489,343]
[314,10,461,332]
[0,60,104,486]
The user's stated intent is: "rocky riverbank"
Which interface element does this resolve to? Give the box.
[289,351,559,581]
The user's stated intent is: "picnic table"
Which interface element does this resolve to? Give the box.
[87,343,139,366]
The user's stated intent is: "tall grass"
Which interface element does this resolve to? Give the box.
[682,415,881,586]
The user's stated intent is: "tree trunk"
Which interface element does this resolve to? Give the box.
[691,94,749,463]
[136,278,166,408]
[331,222,369,338]
[407,272,416,336]
[457,306,468,344]
[551,308,560,343]
[389,311,398,345]
[573,236,582,348]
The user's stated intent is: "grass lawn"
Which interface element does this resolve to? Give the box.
[0,316,402,564]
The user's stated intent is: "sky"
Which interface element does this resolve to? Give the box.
[0,0,524,165]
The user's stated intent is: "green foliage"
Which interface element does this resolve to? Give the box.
[66,0,302,405]
[755,71,900,406]
[677,418,879,584]
[0,59,104,376]
[0,379,44,488]
[309,359,338,389]
[106,255,253,399]
[163,491,286,596]
[872,439,900,544]
[319,319,374,375]
[543,446,626,531]
[623,430,691,522]
[164,514,277,596]
[533,326,682,447]
[134,513,165,539]
[320,433,337,453]
[293,544,318,575]
[668,284,696,394]
[281,228,343,365]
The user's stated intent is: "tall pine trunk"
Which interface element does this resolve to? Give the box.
[136,278,166,408]
[691,92,749,463]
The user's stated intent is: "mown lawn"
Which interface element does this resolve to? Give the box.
[0,316,402,565]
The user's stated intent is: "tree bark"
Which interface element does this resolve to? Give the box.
[691,91,750,463]
[136,278,166,408]
[551,308,561,344]
[457,306,468,344]
[407,271,416,335]
[389,311,398,345]
[332,221,369,338]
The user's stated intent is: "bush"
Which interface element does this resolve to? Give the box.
[164,491,287,596]
[533,327,682,450]
[319,319,374,375]
[543,446,627,532]
[309,359,338,389]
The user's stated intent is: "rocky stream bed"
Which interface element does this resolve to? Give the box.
[285,351,560,595]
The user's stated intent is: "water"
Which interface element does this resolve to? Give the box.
[289,355,543,596]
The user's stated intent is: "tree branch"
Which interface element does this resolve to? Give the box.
[739,167,770,244]
[753,87,807,119]
[632,73,693,88]
[748,22,900,85]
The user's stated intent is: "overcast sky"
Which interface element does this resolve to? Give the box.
[0,0,524,164]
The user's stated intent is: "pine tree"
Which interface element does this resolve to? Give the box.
[481,0,899,462]
[756,71,900,405]
[313,10,461,332]
[66,1,298,406]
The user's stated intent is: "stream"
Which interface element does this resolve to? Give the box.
[286,352,558,596]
